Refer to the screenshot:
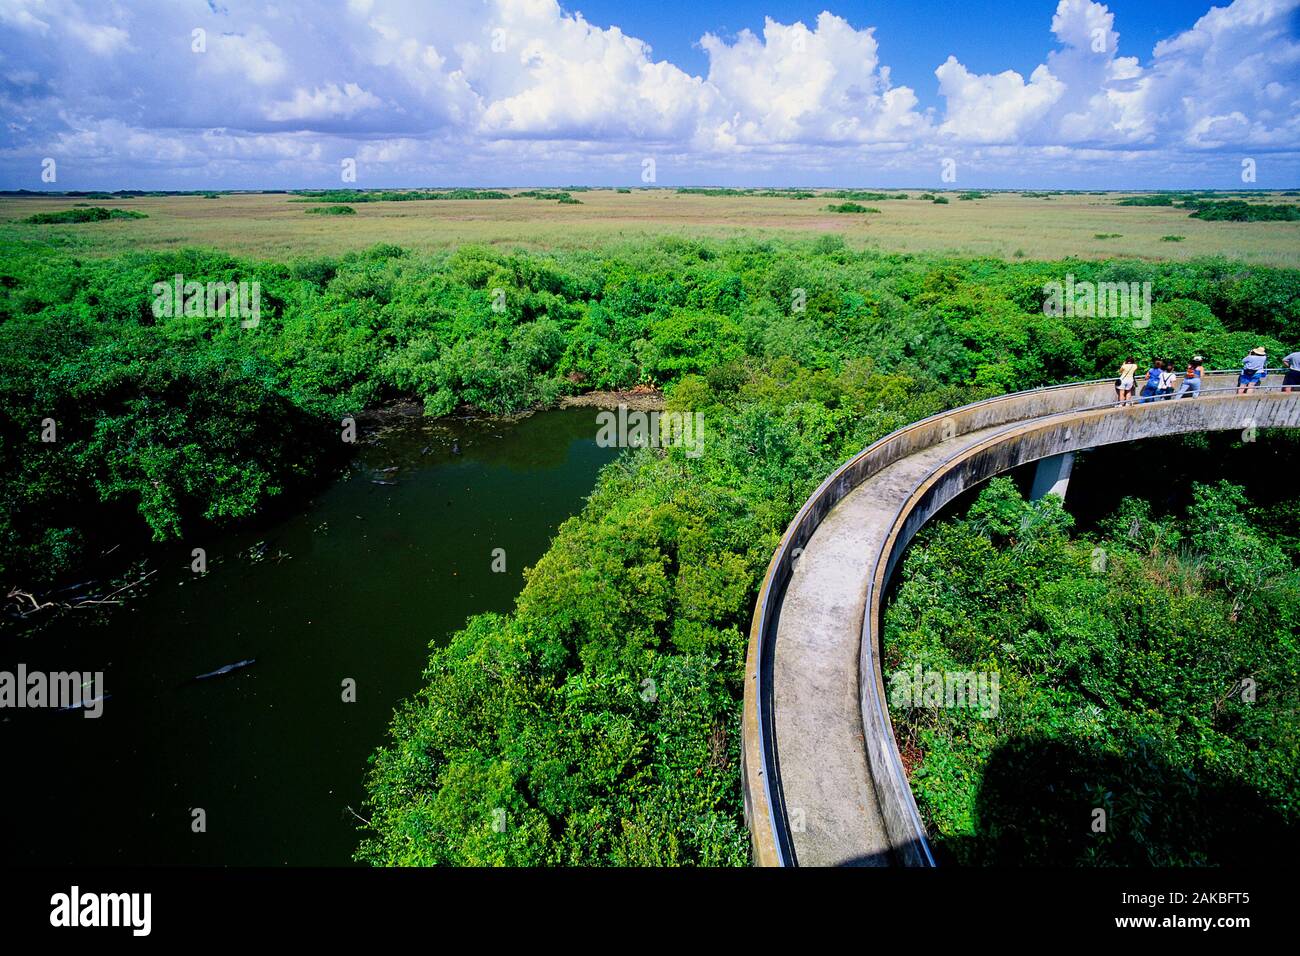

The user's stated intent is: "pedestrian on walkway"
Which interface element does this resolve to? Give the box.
[1176,355,1204,398]
[1116,356,1138,403]
[1283,349,1300,393]
[1158,359,1178,399]
[1139,360,1163,403]
[1238,347,1267,394]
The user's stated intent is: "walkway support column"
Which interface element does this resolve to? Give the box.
[1030,451,1074,501]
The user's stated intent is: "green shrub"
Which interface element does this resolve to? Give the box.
[826,202,879,214]
[22,207,147,224]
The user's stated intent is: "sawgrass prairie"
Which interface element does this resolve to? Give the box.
[3,189,1297,265]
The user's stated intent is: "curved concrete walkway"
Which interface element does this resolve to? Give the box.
[741,374,1300,866]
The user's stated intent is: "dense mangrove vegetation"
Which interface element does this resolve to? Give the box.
[1116,193,1300,221]
[2,232,1298,863]
[885,474,1300,865]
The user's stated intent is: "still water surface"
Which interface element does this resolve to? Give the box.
[2,409,615,864]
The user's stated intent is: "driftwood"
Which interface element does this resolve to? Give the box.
[6,570,156,618]
[6,588,57,615]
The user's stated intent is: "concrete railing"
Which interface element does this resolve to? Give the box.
[742,372,1300,866]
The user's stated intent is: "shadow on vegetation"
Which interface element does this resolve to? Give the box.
[932,735,1299,866]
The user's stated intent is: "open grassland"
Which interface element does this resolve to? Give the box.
[2,188,1298,265]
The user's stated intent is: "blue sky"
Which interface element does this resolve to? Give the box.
[565,0,1221,103]
[1,0,1297,189]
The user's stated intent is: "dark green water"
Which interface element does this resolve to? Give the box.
[1,409,615,865]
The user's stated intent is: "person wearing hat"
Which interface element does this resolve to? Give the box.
[1283,348,1300,393]
[1238,347,1268,394]
[1177,355,1205,398]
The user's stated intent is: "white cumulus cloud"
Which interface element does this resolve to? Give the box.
[701,12,928,147]
[0,0,1295,188]
[265,83,384,122]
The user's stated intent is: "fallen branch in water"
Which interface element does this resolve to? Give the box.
[6,570,157,618]
[71,570,156,607]
[6,588,58,615]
